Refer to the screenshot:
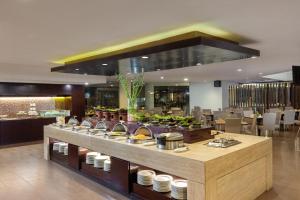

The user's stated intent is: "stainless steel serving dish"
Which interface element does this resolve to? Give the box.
[156,132,184,150]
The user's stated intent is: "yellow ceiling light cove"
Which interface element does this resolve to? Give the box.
[53,23,236,65]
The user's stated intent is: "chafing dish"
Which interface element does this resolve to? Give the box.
[156,132,184,150]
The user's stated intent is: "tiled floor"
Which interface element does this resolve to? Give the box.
[0,130,299,200]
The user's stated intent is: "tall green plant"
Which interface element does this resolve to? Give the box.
[117,73,144,114]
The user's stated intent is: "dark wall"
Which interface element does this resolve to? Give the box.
[0,82,85,120]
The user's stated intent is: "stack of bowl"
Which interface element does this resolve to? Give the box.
[137,170,156,186]
[86,152,100,164]
[52,142,60,151]
[94,155,110,168]
[103,159,111,172]
[171,180,187,199]
[153,174,173,192]
[63,146,68,155]
[58,143,68,153]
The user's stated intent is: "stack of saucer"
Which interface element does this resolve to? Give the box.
[137,170,156,186]
[86,152,100,164]
[103,159,111,172]
[94,155,110,168]
[58,143,68,153]
[153,174,173,192]
[171,180,187,199]
[53,142,60,151]
[63,146,68,155]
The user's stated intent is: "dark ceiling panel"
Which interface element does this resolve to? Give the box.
[51,34,260,76]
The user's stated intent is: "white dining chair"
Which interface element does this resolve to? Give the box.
[243,110,254,118]
[280,110,296,131]
[225,118,242,134]
[262,113,277,137]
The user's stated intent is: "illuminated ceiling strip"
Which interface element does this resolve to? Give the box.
[53,23,238,65]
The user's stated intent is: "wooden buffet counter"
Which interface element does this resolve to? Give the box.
[0,117,56,146]
[44,125,272,200]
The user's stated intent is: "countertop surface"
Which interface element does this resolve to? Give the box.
[46,125,270,163]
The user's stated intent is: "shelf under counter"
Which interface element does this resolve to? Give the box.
[44,126,272,200]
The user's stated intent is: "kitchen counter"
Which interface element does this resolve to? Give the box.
[0,117,56,146]
[44,125,272,200]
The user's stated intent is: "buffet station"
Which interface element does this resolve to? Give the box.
[44,117,272,200]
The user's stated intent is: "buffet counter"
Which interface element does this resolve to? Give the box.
[0,117,56,146]
[44,125,272,200]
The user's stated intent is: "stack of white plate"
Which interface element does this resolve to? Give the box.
[171,180,187,200]
[153,175,173,192]
[58,143,68,153]
[86,152,100,164]
[53,142,60,151]
[64,146,68,155]
[103,159,111,172]
[137,170,156,186]
[94,155,110,168]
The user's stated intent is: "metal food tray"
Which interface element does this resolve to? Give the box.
[206,138,241,148]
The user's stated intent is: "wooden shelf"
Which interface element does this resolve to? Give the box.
[132,183,174,200]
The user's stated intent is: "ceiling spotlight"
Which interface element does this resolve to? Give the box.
[102,63,108,66]
[184,78,189,82]
[258,72,263,75]
[142,56,149,59]
[75,68,79,71]
[251,56,257,59]
[237,68,243,72]
[160,76,164,80]
[84,82,89,86]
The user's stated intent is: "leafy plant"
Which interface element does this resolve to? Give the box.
[117,73,144,115]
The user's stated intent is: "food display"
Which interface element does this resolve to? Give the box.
[94,121,107,130]
[112,122,128,133]
[67,116,79,126]
[80,119,92,128]
[156,132,184,150]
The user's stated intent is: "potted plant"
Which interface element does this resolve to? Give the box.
[117,73,144,122]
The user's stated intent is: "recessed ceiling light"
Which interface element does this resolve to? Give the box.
[160,76,164,80]
[142,56,149,59]
[251,56,257,59]
[102,63,108,66]
[258,72,263,75]
[237,68,243,72]
[75,68,79,71]
[84,82,89,85]
[184,78,189,82]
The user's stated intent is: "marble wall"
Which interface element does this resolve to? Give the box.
[0,97,56,117]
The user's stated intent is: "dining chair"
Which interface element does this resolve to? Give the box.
[280,109,296,131]
[262,113,277,137]
[243,115,257,135]
[225,118,242,134]
[243,110,254,118]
